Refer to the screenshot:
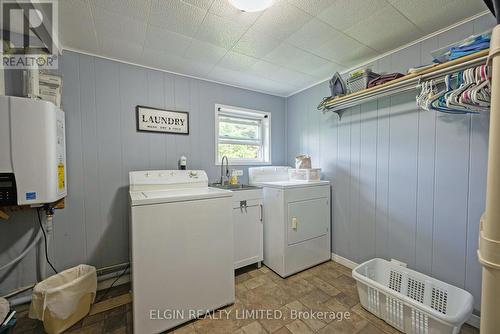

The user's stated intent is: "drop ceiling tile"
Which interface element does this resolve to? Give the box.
[256,81,302,96]
[59,0,99,53]
[184,39,227,66]
[286,0,337,16]
[311,32,377,66]
[93,7,147,44]
[232,28,282,58]
[218,51,258,71]
[144,25,192,56]
[61,30,100,54]
[286,18,340,51]
[246,61,275,78]
[303,62,342,79]
[59,0,90,15]
[296,58,345,78]
[181,0,215,10]
[273,88,298,96]
[334,45,377,68]
[263,43,310,64]
[149,0,207,37]
[209,0,263,27]
[175,59,216,77]
[195,12,248,50]
[389,0,488,34]
[142,49,214,76]
[89,0,150,21]
[207,66,249,82]
[317,0,389,32]
[344,5,423,52]
[208,67,291,95]
[243,74,284,90]
[249,60,316,88]
[264,43,335,76]
[99,36,143,62]
[251,1,314,40]
[59,0,93,28]
[255,84,296,96]
[57,0,489,98]
[304,61,347,79]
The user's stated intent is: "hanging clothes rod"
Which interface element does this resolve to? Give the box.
[321,50,489,114]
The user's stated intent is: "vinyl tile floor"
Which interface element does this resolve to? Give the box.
[13,261,479,333]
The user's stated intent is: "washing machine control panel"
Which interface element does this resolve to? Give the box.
[129,170,209,191]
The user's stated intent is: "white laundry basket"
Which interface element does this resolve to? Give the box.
[288,168,321,181]
[352,258,473,334]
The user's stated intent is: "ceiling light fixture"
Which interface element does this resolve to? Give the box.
[228,0,274,12]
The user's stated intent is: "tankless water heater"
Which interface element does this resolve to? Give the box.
[0,96,67,206]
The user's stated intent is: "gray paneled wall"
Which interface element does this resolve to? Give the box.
[0,13,495,315]
[0,51,286,294]
[286,14,496,312]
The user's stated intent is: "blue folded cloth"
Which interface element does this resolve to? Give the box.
[434,33,491,62]
[450,40,490,53]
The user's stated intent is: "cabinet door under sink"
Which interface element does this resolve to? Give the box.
[287,198,329,246]
[233,203,263,269]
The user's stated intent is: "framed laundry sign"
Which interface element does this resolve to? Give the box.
[136,106,189,135]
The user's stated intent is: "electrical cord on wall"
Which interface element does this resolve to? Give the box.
[96,264,130,303]
[36,208,58,274]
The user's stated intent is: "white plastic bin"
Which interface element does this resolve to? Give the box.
[288,168,321,181]
[29,265,97,334]
[352,258,473,334]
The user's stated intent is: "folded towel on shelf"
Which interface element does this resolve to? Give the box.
[367,73,405,88]
[432,32,491,63]
[448,40,491,60]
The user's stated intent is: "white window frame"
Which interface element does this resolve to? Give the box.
[215,104,271,166]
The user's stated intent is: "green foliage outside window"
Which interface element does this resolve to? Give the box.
[219,120,259,140]
[218,118,261,160]
[218,144,259,160]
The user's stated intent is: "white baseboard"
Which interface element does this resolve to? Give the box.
[331,252,358,270]
[330,252,479,329]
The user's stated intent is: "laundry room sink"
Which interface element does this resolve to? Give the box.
[209,183,261,191]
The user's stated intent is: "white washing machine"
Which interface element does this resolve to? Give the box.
[129,170,234,334]
[249,166,331,277]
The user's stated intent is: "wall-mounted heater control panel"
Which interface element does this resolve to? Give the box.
[0,173,17,206]
[0,96,67,206]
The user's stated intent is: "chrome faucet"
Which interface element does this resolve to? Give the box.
[220,156,230,185]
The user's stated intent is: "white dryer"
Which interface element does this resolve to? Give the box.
[129,170,234,334]
[249,166,331,277]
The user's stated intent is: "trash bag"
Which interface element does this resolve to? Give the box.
[29,264,97,334]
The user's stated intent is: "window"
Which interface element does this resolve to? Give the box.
[215,104,271,165]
